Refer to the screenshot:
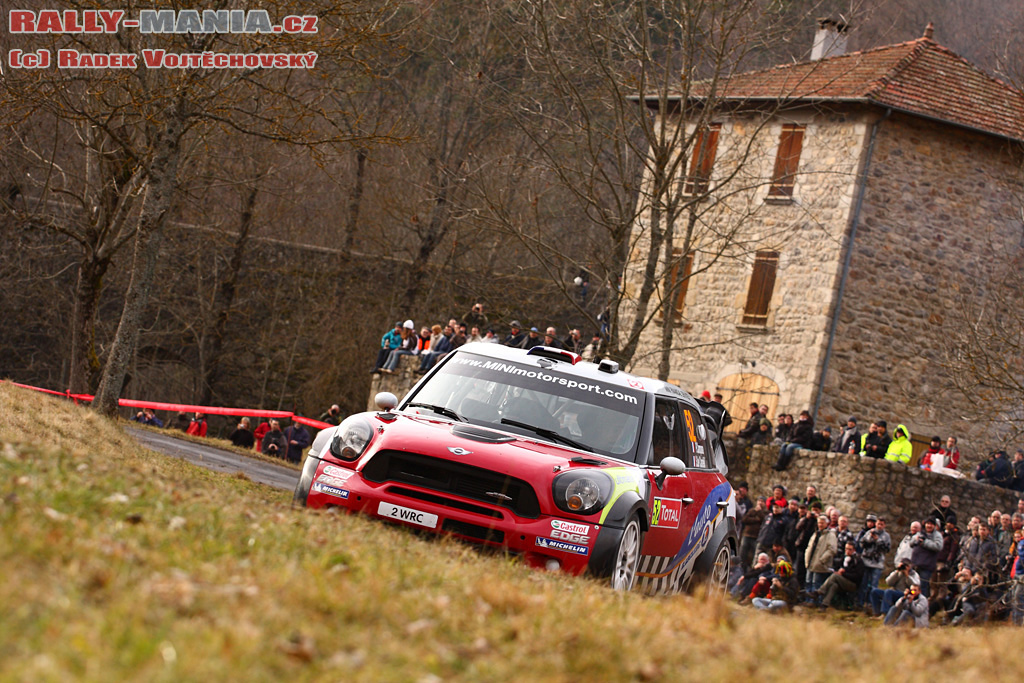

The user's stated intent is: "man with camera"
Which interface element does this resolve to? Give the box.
[870,560,920,616]
[884,584,929,627]
[908,518,943,597]
[818,542,865,609]
[856,514,891,608]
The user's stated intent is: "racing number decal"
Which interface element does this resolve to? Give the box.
[683,409,707,469]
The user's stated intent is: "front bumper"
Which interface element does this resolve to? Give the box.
[298,454,625,576]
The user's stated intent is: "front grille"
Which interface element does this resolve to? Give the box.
[362,450,541,518]
[442,519,506,544]
[387,486,503,519]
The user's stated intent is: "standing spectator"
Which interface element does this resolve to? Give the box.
[582,333,603,361]
[909,518,943,597]
[229,417,255,448]
[856,515,891,607]
[782,500,803,558]
[736,403,762,442]
[765,485,788,511]
[563,329,584,354]
[930,495,957,527]
[833,416,861,454]
[804,515,837,595]
[894,521,921,568]
[755,500,789,558]
[802,485,823,509]
[739,498,767,569]
[938,436,961,469]
[713,393,724,404]
[918,436,944,470]
[751,416,773,445]
[774,410,814,470]
[462,303,488,330]
[810,425,832,452]
[503,321,526,348]
[792,504,819,587]
[832,515,856,571]
[284,420,311,464]
[870,560,920,616]
[884,424,913,465]
[520,327,543,350]
[1011,450,1024,492]
[371,321,404,374]
[253,419,271,452]
[773,414,793,445]
[542,327,564,349]
[936,522,961,579]
[186,413,208,437]
[884,585,929,628]
[819,542,864,609]
[734,482,752,521]
[261,420,287,459]
[318,404,342,426]
[863,420,891,459]
[962,522,1000,584]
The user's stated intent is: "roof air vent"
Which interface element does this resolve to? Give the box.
[597,359,619,374]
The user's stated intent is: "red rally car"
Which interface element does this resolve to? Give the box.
[294,343,736,593]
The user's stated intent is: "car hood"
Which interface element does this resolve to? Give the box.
[365,412,633,479]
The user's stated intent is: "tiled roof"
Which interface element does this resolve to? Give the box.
[677,38,1024,142]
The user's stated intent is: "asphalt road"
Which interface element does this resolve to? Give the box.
[127,426,300,492]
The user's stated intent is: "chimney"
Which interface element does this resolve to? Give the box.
[811,18,848,60]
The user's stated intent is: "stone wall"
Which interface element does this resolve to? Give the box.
[367,353,423,410]
[746,445,1021,532]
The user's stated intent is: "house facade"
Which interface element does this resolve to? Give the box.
[624,25,1024,457]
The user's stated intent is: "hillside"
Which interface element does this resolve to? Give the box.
[0,383,1019,681]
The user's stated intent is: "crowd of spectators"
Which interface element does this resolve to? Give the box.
[367,302,607,377]
[732,480,1024,626]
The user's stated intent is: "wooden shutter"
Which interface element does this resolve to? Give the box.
[666,249,694,319]
[742,251,779,326]
[683,124,720,196]
[768,125,805,197]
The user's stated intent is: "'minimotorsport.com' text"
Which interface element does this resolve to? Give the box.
[451,357,640,405]
[5,10,320,70]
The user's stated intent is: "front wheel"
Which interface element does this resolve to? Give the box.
[610,517,643,591]
[705,538,731,592]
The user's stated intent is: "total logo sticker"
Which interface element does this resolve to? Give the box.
[551,520,590,536]
[651,498,682,529]
[322,465,354,480]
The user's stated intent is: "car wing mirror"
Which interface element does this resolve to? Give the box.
[375,392,398,412]
[655,456,685,488]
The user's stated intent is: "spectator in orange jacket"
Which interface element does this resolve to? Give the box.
[186,412,207,437]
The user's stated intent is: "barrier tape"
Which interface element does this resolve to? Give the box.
[2,380,334,431]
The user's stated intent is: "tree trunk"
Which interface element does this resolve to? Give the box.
[93,116,183,417]
[343,148,367,258]
[67,253,110,394]
[657,208,696,380]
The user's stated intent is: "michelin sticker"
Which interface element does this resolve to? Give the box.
[536,537,589,555]
[312,482,349,499]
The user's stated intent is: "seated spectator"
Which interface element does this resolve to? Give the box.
[318,404,342,426]
[229,417,255,448]
[261,420,287,459]
[418,326,434,351]
[884,585,928,627]
[131,408,164,428]
[804,515,837,596]
[774,410,814,470]
[884,424,913,465]
[253,419,270,452]
[1012,450,1024,492]
[732,552,773,600]
[977,450,1013,488]
[371,321,404,374]
[417,325,454,374]
[938,436,961,469]
[819,542,864,609]
[468,326,484,343]
[918,436,944,470]
[174,412,191,432]
[949,569,989,625]
[870,559,920,616]
[520,327,543,350]
[751,417,773,445]
[381,320,419,374]
[833,416,860,454]
[772,414,792,445]
[452,324,468,349]
[809,425,832,452]
[862,420,891,459]
[751,558,798,613]
[503,320,526,347]
[542,326,564,350]
[284,419,311,464]
[462,302,488,330]
[186,412,208,437]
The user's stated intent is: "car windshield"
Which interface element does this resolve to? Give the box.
[404,350,645,460]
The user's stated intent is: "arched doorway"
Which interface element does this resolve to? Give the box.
[717,373,780,433]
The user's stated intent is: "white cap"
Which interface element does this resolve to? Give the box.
[403,319,415,329]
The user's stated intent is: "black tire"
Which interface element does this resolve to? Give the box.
[610,516,643,591]
[704,538,731,592]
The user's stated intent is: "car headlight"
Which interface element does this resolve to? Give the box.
[552,471,612,516]
[328,416,373,461]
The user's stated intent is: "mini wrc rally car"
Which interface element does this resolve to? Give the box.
[294,343,736,592]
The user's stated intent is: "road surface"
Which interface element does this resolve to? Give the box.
[128,426,300,491]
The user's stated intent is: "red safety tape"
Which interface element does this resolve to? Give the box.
[2,380,334,429]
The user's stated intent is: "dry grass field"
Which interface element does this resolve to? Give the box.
[0,383,1020,681]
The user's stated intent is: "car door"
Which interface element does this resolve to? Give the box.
[636,397,702,593]
[676,404,732,561]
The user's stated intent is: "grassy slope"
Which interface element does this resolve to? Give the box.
[0,384,1018,682]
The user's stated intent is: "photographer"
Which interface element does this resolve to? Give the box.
[856,515,891,608]
[884,584,929,628]
[908,519,943,597]
[870,560,920,617]
[260,420,287,460]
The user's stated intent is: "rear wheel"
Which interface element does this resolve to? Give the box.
[610,517,642,591]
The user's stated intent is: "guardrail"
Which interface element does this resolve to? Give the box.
[0,380,333,430]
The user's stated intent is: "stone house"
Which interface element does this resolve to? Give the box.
[624,23,1024,462]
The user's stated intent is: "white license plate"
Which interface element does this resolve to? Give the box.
[378,502,438,529]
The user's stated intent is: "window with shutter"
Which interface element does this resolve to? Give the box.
[682,124,720,196]
[741,251,779,326]
[665,249,694,320]
[768,124,805,197]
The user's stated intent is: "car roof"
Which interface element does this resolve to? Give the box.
[453,342,700,406]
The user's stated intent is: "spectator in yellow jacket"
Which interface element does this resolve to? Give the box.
[885,424,913,464]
